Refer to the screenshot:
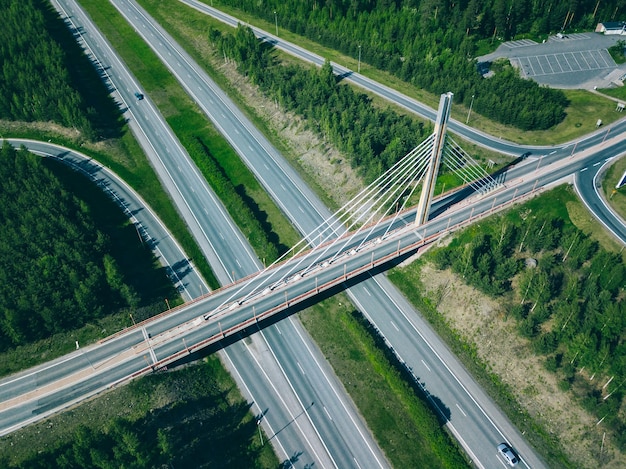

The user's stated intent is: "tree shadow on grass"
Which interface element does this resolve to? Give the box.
[235,183,290,256]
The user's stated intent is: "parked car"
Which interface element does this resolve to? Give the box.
[497,443,519,466]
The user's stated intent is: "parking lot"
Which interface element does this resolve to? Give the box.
[516,49,615,77]
[478,33,626,89]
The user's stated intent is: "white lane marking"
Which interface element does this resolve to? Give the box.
[177,166,181,172]
[363,287,371,296]
[593,161,602,166]
[275,325,281,335]
[191,187,195,193]
[248,145,254,151]
[204,208,208,215]
[234,129,240,134]
[264,164,269,170]
[456,403,467,417]
[580,167,588,172]
[236,259,241,268]
[298,205,305,213]
[421,359,431,372]
[219,232,224,240]
[323,406,333,420]
[390,321,399,332]
[280,184,287,190]
[297,362,305,374]
[549,150,557,155]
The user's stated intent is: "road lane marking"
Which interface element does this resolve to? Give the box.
[363,287,371,296]
[204,208,208,215]
[219,232,224,240]
[456,403,467,417]
[549,150,557,155]
[593,161,602,166]
[298,205,305,213]
[390,321,399,332]
[280,184,287,190]
[275,325,281,335]
[236,259,241,268]
[297,362,305,374]
[580,167,588,172]
[421,359,431,372]
[323,406,333,420]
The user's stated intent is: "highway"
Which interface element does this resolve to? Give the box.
[2,1,624,469]
[93,0,624,467]
[4,1,391,467]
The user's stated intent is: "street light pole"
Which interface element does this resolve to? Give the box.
[358,45,361,73]
[273,11,278,36]
[466,94,475,124]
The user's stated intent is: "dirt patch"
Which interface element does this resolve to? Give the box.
[418,262,623,468]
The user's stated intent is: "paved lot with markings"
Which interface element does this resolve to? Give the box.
[478,33,626,88]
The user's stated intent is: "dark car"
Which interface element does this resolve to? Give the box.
[497,443,519,466]
[134,92,144,100]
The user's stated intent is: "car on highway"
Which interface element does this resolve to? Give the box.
[497,442,519,466]
[134,91,144,100]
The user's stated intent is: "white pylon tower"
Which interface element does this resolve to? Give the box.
[415,92,453,226]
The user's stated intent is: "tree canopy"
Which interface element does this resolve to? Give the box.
[0,0,123,139]
[212,0,626,129]
[0,142,139,350]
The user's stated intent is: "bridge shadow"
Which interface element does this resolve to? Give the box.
[169,249,420,361]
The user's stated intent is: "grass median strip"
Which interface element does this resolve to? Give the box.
[78,0,301,264]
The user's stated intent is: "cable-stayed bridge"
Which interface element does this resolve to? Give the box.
[0,93,506,435]
[100,92,501,371]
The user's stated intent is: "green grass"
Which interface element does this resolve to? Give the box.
[602,154,626,227]
[79,0,301,262]
[0,357,279,468]
[387,184,626,469]
[299,295,470,469]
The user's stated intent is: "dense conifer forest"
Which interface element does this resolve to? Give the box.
[216,0,625,129]
[0,0,122,140]
[0,142,140,350]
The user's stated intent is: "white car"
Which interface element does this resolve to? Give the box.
[497,443,519,466]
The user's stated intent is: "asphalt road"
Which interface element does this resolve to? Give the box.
[103,1,626,468]
[2,1,620,466]
[6,1,390,467]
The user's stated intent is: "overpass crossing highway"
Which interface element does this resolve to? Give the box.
[5,0,390,467]
[2,0,620,468]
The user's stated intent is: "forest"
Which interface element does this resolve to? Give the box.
[214,0,626,130]
[0,0,122,140]
[0,142,141,350]
[210,25,429,182]
[429,188,626,449]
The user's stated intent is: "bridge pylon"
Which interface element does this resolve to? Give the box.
[415,92,453,226]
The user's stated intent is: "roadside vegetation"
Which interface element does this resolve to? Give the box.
[0,356,279,468]
[299,295,471,469]
[608,40,626,64]
[602,155,626,221]
[78,0,301,265]
[390,185,626,468]
[0,142,174,352]
[213,0,584,131]
[0,0,123,141]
